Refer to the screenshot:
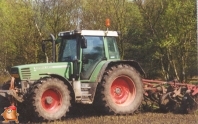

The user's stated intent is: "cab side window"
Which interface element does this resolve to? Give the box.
[106,37,120,59]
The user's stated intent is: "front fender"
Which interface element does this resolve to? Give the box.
[39,73,73,92]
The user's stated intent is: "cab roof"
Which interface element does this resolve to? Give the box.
[58,30,119,37]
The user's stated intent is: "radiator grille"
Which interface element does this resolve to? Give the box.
[21,68,31,79]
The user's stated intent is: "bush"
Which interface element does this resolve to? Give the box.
[0,71,11,87]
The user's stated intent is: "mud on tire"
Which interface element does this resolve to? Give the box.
[28,77,71,121]
[96,64,143,114]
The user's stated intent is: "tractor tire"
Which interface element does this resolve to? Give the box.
[98,64,143,114]
[28,77,71,121]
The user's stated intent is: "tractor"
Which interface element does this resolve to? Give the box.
[0,23,145,121]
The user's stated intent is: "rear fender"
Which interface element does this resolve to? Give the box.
[96,60,145,83]
[91,60,145,103]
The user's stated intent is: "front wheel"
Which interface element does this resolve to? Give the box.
[99,64,143,114]
[29,78,71,121]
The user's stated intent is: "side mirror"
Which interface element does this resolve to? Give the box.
[81,37,87,48]
[41,41,46,53]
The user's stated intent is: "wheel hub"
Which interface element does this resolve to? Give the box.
[111,76,136,105]
[45,96,53,104]
[41,89,62,113]
[115,87,122,95]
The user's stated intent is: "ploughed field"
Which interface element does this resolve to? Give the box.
[0,82,198,124]
[49,113,197,124]
[0,101,197,124]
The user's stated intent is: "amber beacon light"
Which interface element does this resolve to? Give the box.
[105,18,110,28]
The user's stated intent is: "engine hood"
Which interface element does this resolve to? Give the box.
[10,62,72,80]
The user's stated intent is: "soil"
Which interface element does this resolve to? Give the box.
[1,103,197,124]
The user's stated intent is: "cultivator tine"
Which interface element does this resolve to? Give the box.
[0,77,20,105]
[191,86,198,96]
[142,79,198,113]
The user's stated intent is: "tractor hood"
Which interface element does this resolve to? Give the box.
[10,62,72,80]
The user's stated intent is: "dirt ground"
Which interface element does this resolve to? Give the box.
[41,112,198,124]
[0,103,197,124]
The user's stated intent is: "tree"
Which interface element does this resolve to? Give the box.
[133,0,196,81]
[81,0,143,59]
[0,0,196,82]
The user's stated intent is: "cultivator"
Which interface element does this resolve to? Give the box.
[142,79,198,113]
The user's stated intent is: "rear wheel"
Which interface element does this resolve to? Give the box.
[99,64,143,114]
[29,78,71,121]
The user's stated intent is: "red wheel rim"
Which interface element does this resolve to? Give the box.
[111,76,136,105]
[41,89,62,113]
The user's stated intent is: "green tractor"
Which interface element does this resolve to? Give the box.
[0,29,145,121]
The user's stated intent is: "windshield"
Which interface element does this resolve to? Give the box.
[59,38,77,62]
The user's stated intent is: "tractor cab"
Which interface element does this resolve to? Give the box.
[54,30,120,80]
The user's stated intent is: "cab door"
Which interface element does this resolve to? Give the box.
[80,36,105,80]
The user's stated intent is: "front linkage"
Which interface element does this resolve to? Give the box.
[0,77,23,106]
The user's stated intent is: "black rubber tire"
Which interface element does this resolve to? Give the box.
[29,77,71,121]
[98,64,143,114]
